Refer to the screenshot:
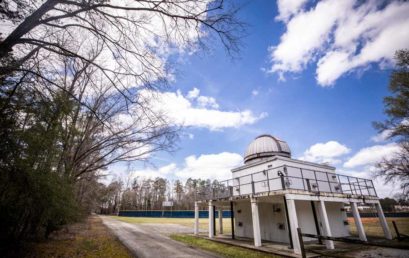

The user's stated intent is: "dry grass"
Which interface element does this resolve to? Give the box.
[22,216,133,258]
[113,216,409,239]
[348,217,409,238]
[112,216,233,233]
[170,234,282,258]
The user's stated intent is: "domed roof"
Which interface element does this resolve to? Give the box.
[244,134,291,164]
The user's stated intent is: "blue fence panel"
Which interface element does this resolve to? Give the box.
[346,212,409,218]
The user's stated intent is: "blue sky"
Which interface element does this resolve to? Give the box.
[108,0,409,198]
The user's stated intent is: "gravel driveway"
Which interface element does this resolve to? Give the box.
[100,216,219,258]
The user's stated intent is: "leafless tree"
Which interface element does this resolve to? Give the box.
[1,0,243,103]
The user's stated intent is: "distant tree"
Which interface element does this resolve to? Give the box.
[174,180,184,203]
[379,197,398,212]
[374,49,409,199]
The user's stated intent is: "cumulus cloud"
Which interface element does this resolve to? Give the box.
[299,141,350,165]
[269,0,409,86]
[197,96,219,109]
[130,163,178,179]
[344,143,400,168]
[129,152,242,180]
[338,168,399,198]
[142,88,267,130]
[275,0,308,22]
[174,152,243,180]
[187,88,200,99]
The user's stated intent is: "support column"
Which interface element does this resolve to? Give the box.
[250,197,262,247]
[375,201,392,240]
[194,201,199,235]
[208,201,214,238]
[286,196,300,254]
[318,200,334,249]
[230,201,235,239]
[218,207,223,234]
[351,202,367,241]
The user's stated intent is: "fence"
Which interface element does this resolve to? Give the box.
[199,165,377,200]
[118,210,232,218]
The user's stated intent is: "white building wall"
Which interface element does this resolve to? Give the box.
[234,201,253,238]
[295,200,318,242]
[324,202,350,237]
[234,201,290,243]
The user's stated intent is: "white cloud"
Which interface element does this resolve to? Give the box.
[142,88,267,130]
[276,0,308,22]
[344,143,400,168]
[299,141,350,165]
[197,95,219,109]
[371,119,409,142]
[129,152,242,181]
[187,133,194,140]
[270,0,409,86]
[187,88,200,99]
[251,90,259,96]
[130,163,178,179]
[371,129,393,143]
[175,152,243,180]
[338,168,399,198]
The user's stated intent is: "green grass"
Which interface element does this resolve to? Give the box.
[170,234,282,258]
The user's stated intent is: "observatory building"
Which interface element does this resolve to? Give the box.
[194,134,392,255]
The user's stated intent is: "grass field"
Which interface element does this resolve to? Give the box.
[348,217,409,238]
[170,234,281,258]
[112,216,233,233]
[21,216,132,258]
[113,215,409,238]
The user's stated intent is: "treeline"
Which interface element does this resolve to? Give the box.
[101,177,221,214]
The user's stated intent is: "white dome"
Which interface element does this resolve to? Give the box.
[244,134,291,164]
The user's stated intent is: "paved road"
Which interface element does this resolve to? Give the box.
[101,216,219,258]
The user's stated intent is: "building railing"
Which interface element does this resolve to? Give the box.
[198,165,377,200]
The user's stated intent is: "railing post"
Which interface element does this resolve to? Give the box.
[357,178,363,196]
[337,175,343,194]
[326,172,332,193]
[266,170,270,192]
[347,176,354,195]
[371,180,378,197]
[364,180,369,196]
[280,173,286,190]
[251,174,255,195]
[300,168,306,191]
[313,171,320,192]
[306,178,311,192]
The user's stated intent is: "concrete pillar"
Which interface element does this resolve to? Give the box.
[208,201,214,238]
[218,207,223,234]
[250,197,262,247]
[375,201,392,240]
[351,202,367,241]
[194,201,199,235]
[286,197,301,254]
[318,200,334,249]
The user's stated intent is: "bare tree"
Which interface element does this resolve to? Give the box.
[1,0,243,103]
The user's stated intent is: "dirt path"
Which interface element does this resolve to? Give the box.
[100,216,219,258]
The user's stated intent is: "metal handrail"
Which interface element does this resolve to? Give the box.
[199,164,377,200]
